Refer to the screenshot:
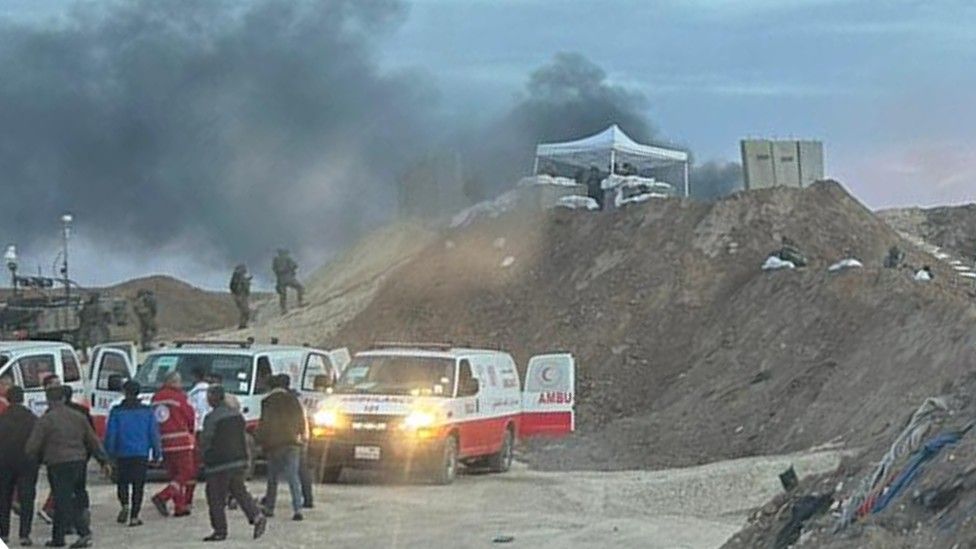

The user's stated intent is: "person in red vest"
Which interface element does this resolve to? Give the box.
[150,372,197,518]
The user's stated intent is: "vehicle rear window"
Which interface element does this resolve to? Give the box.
[136,353,253,395]
[61,350,81,383]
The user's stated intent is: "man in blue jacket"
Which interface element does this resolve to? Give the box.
[104,380,162,527]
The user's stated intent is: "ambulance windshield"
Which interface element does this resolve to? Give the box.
[136,353,253,395]
[335,355,455,396]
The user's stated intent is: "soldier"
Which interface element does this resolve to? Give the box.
[229,264,252,329]
[132,289,158,352]
[76,294,106,361]
[777,237,809,268]
[884,245,904,269]
[272,249,304,314]
[584,165,603,209]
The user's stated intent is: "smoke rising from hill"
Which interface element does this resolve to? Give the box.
[0,0,433,285]
[0,1,727,287]
[462,52,659,195]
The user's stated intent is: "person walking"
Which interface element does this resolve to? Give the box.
[229,264,252,329]
[0,386,39,546]
[201,385,266,542]
[104,380,162,527]
[150,372,197,518]
[24,386,111,549]
[283,377,315,509]
[62,385,94,526]
[256,374,307,521]
[272,249,304,314]
[186,368,212,509]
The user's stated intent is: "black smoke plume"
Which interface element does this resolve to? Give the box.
[0,0,435,284]
[691,161,744,201]
[463,52,658,194]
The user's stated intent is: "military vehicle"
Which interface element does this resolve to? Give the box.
[0,275,129,343]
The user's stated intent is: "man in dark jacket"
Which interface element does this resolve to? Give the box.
[256,374,307,520]
[104,380,162,527]
[25,386,111,549]
[62,385,94,522]
[0,386,39,546]
[201,385,266,542]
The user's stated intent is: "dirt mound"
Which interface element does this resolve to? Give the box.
[726,373,976,549]
[334,181,976,470]
[880,203,976,262]
[106,275,239,339]
[206,222,436,346]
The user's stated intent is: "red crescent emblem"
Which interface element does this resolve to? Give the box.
[541,366,556,383]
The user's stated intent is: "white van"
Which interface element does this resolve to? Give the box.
[0,341,87,416]
[308,343,575,484]
[89,340,349,444]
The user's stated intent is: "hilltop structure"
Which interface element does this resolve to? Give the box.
[741,139,824,190]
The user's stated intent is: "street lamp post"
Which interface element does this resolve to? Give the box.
[4,245,18,297]
[61,213,72,304]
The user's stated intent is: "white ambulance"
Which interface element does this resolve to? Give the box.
[308,343,575,484]
[89,340,349,454]
[0,340,87,416]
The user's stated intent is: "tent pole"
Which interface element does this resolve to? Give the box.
[683,161,690,197]
[533,156,539,175]
[610,150,616,174]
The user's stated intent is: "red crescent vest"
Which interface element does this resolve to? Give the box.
[151,386,196,453]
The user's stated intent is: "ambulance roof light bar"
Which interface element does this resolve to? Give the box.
[372,341,454,351]
[173,340,252,349]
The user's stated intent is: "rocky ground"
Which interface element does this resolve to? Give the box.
[31,451,843,549]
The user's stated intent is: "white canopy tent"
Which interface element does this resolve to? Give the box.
[534,124,690,196]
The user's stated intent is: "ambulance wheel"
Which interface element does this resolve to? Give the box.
[432,435,458,485]
[318,467,342,484]
[487,427,514,473]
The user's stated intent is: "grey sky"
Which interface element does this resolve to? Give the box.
[1,0,972,290]
[385,0,976,208]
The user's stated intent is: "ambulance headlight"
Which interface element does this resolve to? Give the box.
[401,410,436,430]
[313,409,342,429]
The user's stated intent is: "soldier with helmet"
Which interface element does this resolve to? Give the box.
[272,249,304,314]
[76,293,107,361]
[229,264,252,329]
[133,289,158,352]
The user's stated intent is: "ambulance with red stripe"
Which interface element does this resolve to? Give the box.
[88,340,349,467]
[308,343,575,484]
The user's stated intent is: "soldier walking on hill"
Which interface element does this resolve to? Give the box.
[272,249,304,314]
[229,264,252,329]
[133,289,158,352]
[76,293,107,361]
[884,245,904,269]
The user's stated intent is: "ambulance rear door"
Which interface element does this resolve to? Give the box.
[520,353,575,438]
[89,345,135,433]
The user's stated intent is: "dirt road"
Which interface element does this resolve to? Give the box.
[45,450,843,549]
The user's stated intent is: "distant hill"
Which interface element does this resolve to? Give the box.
[880,203,976,262]
[104,275,239,339]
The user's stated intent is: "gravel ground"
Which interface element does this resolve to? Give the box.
[15,450,843,549]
